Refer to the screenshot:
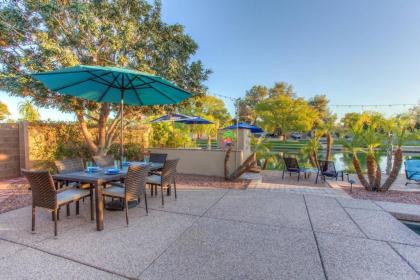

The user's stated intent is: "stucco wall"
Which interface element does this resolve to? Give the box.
[148,148,244,177]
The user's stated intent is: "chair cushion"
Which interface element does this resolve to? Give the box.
[287,168,300,172]
[322,171,336,177]
[146,174,161,185]
[406,160,420,179]
[57,188,90,205]
[409,174,420,182]
[102,186,125,198]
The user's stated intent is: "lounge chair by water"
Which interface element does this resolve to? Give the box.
[405,160,420,186]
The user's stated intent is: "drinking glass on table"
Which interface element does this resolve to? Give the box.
[144,155,150,163]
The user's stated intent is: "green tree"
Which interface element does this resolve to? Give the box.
[308,95,337,160]
[183,95,231,147]
[255,95,318,140]
[269,82,295,98]
[301,130,322,168]
[0,0,210,156]
[341,112,361,129]
[0,100,10,121]
[18,100,40,121]
[251,136,276,169]
[408,105,420,129]
[237,85,269,124]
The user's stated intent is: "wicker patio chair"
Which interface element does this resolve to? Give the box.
[54,158,91,214]
[148,153,167,175]
[22,169,93,236]
[92,155,114,167]
[146,159,179,206]
[316,160,344,183]
[55,158,85,174]
[102,165,149,225]
[149,153,167,164]
[282,157,308,181]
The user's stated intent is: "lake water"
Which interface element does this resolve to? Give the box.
[260,149,419,174]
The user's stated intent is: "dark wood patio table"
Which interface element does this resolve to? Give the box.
[52,162,163,231]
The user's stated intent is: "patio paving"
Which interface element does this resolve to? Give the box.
[0,187,420,279]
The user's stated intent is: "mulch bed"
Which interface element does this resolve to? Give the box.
[341,185,420,205]
[0,192,32,214]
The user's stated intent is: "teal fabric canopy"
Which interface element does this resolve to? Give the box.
[31,65,192,105]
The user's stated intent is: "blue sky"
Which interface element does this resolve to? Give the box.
[1,0,419,120]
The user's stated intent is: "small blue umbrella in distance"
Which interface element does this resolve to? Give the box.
[223,122,263,133]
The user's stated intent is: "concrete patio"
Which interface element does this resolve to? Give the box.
[0,187,420,279]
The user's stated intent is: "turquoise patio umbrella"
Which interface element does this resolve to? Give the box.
[31,65,192,164]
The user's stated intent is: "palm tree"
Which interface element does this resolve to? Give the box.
[18,100,40,122]
[381,116,413,190]
[252,136,275,169]
[301,130,322,168]
[345,113,414,192]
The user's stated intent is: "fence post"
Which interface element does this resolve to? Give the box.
[18,121,29,172]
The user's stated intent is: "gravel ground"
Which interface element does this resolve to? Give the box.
[0,180,32,214]
[341,185,420,205]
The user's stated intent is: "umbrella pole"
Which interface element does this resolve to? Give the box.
[120,90,124,168]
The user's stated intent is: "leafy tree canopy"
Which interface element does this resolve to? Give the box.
[183,95,231,127]
[341,112,362,129]
[0,0,210,155]
[237,85,268,124]
[269,82,295,98]
[308,94,336,128]
[255,94,318,138]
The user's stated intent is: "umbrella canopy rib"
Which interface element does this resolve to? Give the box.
[126,74,144,105]
[147,76,192,95]
[51,71,113,91]
[133,80,156,89]
[98,73,121,102]
[86,71,122,88]
[136,76,177,103]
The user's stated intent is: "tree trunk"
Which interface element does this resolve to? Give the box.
[229,153,256,180]
[75,105,121,156]
[313,151,319,169]
[308,152,317,168]
[75,110,98,155]
[224,146,232,180]
[374,163,381,191]
[381,148,403,191]
[352,153,371,190]
[366,153,377,190]
[325,133,333,161]
[385,133,393,175]
[262,158,269,170]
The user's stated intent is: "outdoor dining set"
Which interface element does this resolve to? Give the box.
[23,153,178,236]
